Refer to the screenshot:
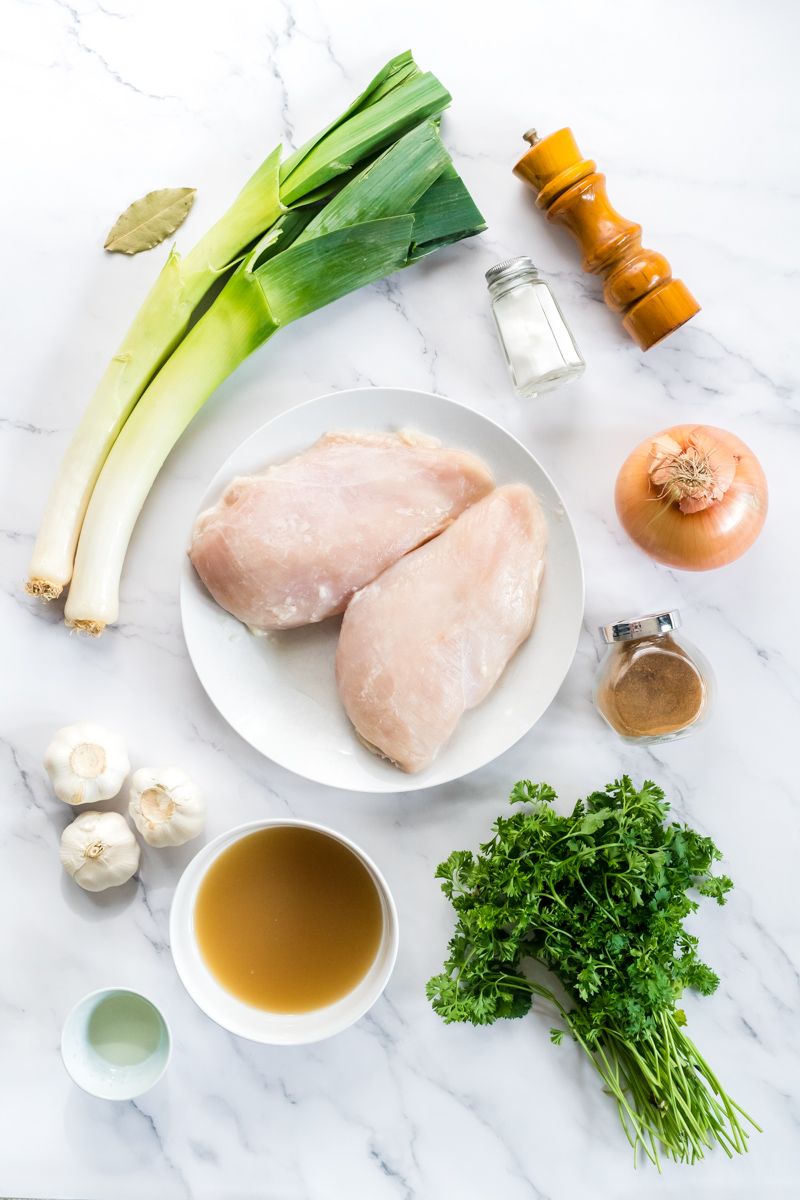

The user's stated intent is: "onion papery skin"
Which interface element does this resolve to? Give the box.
[615,424,768,571]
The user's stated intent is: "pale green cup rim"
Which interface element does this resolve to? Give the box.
[60,986,171,1100]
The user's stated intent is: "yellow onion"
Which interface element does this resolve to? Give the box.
[615,424,767,570]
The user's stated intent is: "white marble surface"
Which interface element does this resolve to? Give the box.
[2,0,799,1196]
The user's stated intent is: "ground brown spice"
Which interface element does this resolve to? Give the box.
[599,635,705,737]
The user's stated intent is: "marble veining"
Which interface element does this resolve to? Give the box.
[2,0,799,1196]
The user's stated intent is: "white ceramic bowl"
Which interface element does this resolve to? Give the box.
[169,820,399,1044]
[180,387,584,793]
[61,987,171,1100]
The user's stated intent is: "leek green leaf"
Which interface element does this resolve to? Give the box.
[409,164,487,261]
[104,188,197,255]
[297,121,449,244]
[184,145,283,277]
[281,71,451,205]
[280,49,420,186]
[249,206,322,273]
[256,216,416,326]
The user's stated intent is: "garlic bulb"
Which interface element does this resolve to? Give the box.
[60,811,140,892]
[44,722,130,806]
[128,767,206,847]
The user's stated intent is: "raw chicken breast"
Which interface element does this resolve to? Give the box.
[189,430,493,631]
[336,484,547,773]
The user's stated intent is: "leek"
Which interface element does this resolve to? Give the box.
[27,51,451,599]
[64,121,486,633]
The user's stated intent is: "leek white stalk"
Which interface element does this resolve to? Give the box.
[27,51,451,600]
[65,272,275,632]
[64,122,485,633]
[27,148,282,600]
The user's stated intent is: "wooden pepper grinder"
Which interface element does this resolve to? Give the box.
[513,129,700,350]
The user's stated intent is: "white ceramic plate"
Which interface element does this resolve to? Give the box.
[180,388,584,792]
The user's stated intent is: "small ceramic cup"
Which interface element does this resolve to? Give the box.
[61,987,171,1100]
[170,819,399,1044]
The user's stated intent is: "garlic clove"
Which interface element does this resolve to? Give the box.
[44,722,130,806]
[129,766,206,848]
[60,810,140,892]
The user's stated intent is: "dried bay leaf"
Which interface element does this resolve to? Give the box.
[104,187,197,255]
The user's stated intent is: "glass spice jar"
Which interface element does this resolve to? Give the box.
[593,611,714,745]
[486,257,585,397]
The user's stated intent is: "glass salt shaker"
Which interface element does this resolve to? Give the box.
[593,611,715,746]
[486,257,585,397]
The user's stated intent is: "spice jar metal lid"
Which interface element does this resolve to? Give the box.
[485,256,540,288]
[601,611,681,643]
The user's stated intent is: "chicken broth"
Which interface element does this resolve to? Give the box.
[194,826,383,1012]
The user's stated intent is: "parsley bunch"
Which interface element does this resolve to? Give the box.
[426,777,759,1167]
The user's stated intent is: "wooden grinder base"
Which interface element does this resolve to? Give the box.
[513,129,700,350]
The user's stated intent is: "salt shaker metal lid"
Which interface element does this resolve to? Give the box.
[485,256,541,288]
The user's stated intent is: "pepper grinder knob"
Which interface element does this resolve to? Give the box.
[513,128,700,350]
